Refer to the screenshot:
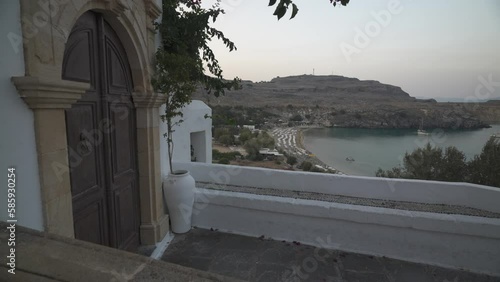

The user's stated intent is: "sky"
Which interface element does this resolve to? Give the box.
[202,0,500,100]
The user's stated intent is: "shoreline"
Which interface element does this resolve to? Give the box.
[298,127,345,175]
[293,124,500,177]
[271,126,344,175]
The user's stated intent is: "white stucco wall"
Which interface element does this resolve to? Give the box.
[175,162,500,213]
[173,162,500,274]
[192,188,500,276]
[160,100,212,178]
[0,1,44,231]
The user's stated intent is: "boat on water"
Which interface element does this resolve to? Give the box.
[417,118,430,136]
[345,157,355,162]
[417,129,430,136]
[492,133,500,138]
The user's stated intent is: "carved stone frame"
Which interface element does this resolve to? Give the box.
[12,0,167,244]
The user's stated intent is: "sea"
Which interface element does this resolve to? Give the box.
[303,125,500,176]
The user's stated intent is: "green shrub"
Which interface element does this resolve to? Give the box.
[301,161,313,171]
[468,137,500,187]
[287,156,297,165]
[212,149,221,159]
[212,149,242,161]
[376,138,500,188]
[290,114,303,122]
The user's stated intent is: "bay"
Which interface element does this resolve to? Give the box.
[303,125,500,176]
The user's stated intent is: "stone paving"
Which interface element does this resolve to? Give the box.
[162,228,500,282]
[0,222,234,282]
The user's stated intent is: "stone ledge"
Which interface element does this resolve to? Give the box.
[144,0,162,20]
[11,76,90,109]
[133,92,166,108]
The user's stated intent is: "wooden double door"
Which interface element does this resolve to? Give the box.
[62,11,140,251]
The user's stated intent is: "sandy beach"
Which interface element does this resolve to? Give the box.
[212,127,343,174]
[271,127,343,174]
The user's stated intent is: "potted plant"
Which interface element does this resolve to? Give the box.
[153,49,198,234]
[152,0,240,233]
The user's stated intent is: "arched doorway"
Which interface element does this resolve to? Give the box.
[62,11,140,251]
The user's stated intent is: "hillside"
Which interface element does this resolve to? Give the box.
[196,75,417,107]
[193,75,498,129]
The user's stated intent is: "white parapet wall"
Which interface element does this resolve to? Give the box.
[175,162,500,276]
[175,162,500,213]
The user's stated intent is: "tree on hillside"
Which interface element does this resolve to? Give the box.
[259,132,275,148]
[287,156,298,166]
[376,138,500,188]
[239,128,253,144]
[376,143,467,182]
[290,114,303,122]
[215,127,236,139]
[244,138,263,161]
[301,161,313,171]
[243,132,276,160]
[218,134,234,146]
[214,128,228,140]
[440,147,468,182]
[468,137,500,187]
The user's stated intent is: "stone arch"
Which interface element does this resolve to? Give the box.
[51,0,158,92]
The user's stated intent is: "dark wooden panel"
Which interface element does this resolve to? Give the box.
[63,11,140,252]
[62,11,97,89]
[111,183,139,250]
[64,11,109,247]
[103,20,133,96]
[101,17,140,251]
[110,104,133,175]
[62,31,92,83]
[65,103,99,196]
[73,200,107,245]
[107,44,127,88]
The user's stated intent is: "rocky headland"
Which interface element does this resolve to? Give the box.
[194,75,499,129]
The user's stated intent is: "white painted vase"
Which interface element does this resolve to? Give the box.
[163,170,195,234]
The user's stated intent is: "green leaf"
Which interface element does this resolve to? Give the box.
[290,3,299,19]
[274,5,287,20]
[268,0,277,6]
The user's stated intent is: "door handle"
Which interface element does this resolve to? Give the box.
[79,133,92,155]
